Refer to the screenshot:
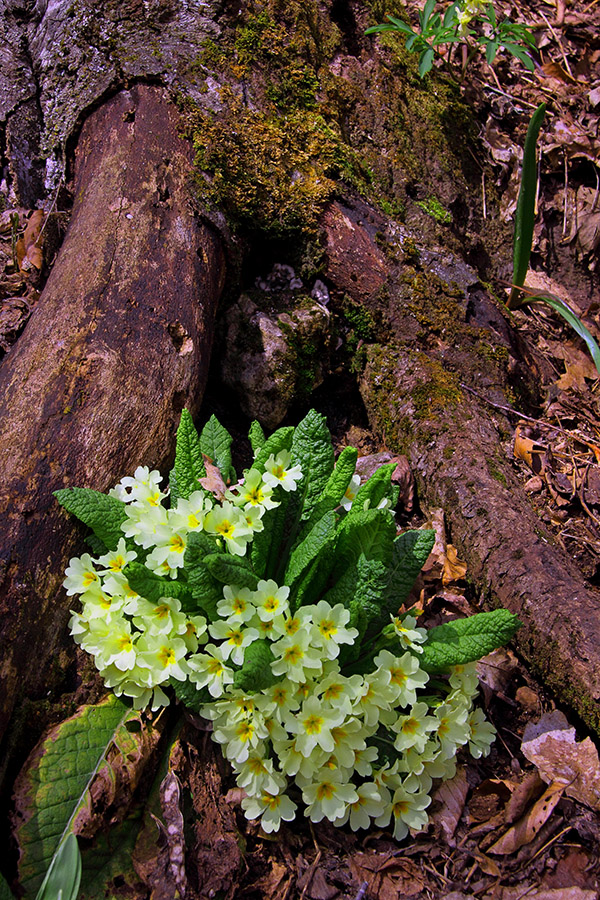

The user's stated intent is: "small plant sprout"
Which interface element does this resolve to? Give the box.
[56,409,520,838]
[366,0,536,79]
[508,103,600,377]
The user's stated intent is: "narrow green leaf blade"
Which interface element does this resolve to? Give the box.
[16,696,135,898]
[420,610,522,673]
[54,488,127,552]
[285,510,336,588]
[290,410,335,522]
[511,102,546,304]
[35,834,81,900]
[184,532,223,619]
[529,294,600,376]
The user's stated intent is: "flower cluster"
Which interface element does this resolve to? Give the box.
[63,424,498,840]
[66,451,302,710]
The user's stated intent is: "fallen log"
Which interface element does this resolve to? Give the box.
[0,85,225,748]
[322,197,600,736]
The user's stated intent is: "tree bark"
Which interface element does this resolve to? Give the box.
[0,84,225,745]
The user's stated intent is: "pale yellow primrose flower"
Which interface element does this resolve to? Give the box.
[96,539,137,575]
[63,553,101,595]
[341,473,361,511]
[187,643,235,697]
[203,501,253,556]
[217,584,256,623]
[302,767,359,823]
[333,781,385,831]
[252,580,290,621]
[309,600,359,659]
[208,620,260,665]
[262,450,303,492]
[270,630,323,682]
[232,468,279,510]
[373,649,429,706]
[284,695,345,756]
[241,782,297,833]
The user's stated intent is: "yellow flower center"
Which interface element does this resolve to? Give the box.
[393,801,410,816]
[283,644,303,664]
[390,666,407,686]
[109,555,126,572]
[285,617,300,635]
[264,596,279,612]
[207,658,224,675]
[319,620,337,639]
[82,571,98,587]
[303,714,323,735]
[316,782,335,801]
[216,520,235,539]
[187,513,200,528]
[324,683,343,701]
[169,534,185,553]
[236,721,254,742]
[158,646,176,667]
[117,635,132,651]
[155,604,170,620]
[402,717,419,735]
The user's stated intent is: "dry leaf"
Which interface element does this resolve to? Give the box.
[521,710,600,810]
[487,781,565,855]
[442,545,467,586]
[159,772,187,897]
[500,889,597,900]
[198,453,227,499]
[431,767,468,843]
[468,778,514,824]
[541,61,579,84]
[513,424,549,475]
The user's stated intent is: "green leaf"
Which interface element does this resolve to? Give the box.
[527,295,600,376]
[251,493,290,580]
[304,446,357,528]
[16,695,135,898]
[284,510,336,589]
[54,488,127,552]
[234,640,278,692]
[252,426,294,475]
[333,507,397,578]
[418,47,435,77]
[387,529,436,607]
[332,555,389,665]
[420,610,522,673]
[510,102,546,306]
[124,562,195,612]
[204,553,259,590]
[0,872,15,900]
[183,532,223,619]
[172,409,206,503]
[349,462,396,517]
[35,834,81,900]
[199,415,236,483]
[290,409,335,522]
[169,678,211,713]
[248,420,266,454]
[79,811,142,900]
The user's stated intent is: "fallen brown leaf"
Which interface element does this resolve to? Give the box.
[199,453,227,499]
[487,781,565,855]
[431,767,468,843]
[521,710,600,811]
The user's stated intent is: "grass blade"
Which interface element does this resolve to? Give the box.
[509,102,546,308]
[529,294,600,376]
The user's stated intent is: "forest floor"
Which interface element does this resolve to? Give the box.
[3,1,600,898]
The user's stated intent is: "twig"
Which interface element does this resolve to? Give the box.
[38,176,64,244]
[539,10,574,78]
[353,882,369,900]
[563,149,569,238]
[482,169,487,220]
[460,383,600,449]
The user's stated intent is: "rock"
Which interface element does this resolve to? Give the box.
[220,292,331,429]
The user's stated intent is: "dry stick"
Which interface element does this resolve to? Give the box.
[563,149,569,238]
[460,383,600,450]
[352,882,369,900]
[538,9,574,78]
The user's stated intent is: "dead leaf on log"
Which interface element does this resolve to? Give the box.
[500,888,597,900]
[442,544,468,586]
[521,710,600,810]
[349,853,424,899]
[486,781,565,855]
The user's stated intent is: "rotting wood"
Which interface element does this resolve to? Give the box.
[0,85,225,750]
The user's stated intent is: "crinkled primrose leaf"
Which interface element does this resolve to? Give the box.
[55,407,520,844]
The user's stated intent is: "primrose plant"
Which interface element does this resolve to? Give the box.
[56,410,520,838]
[366,0,536,78]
